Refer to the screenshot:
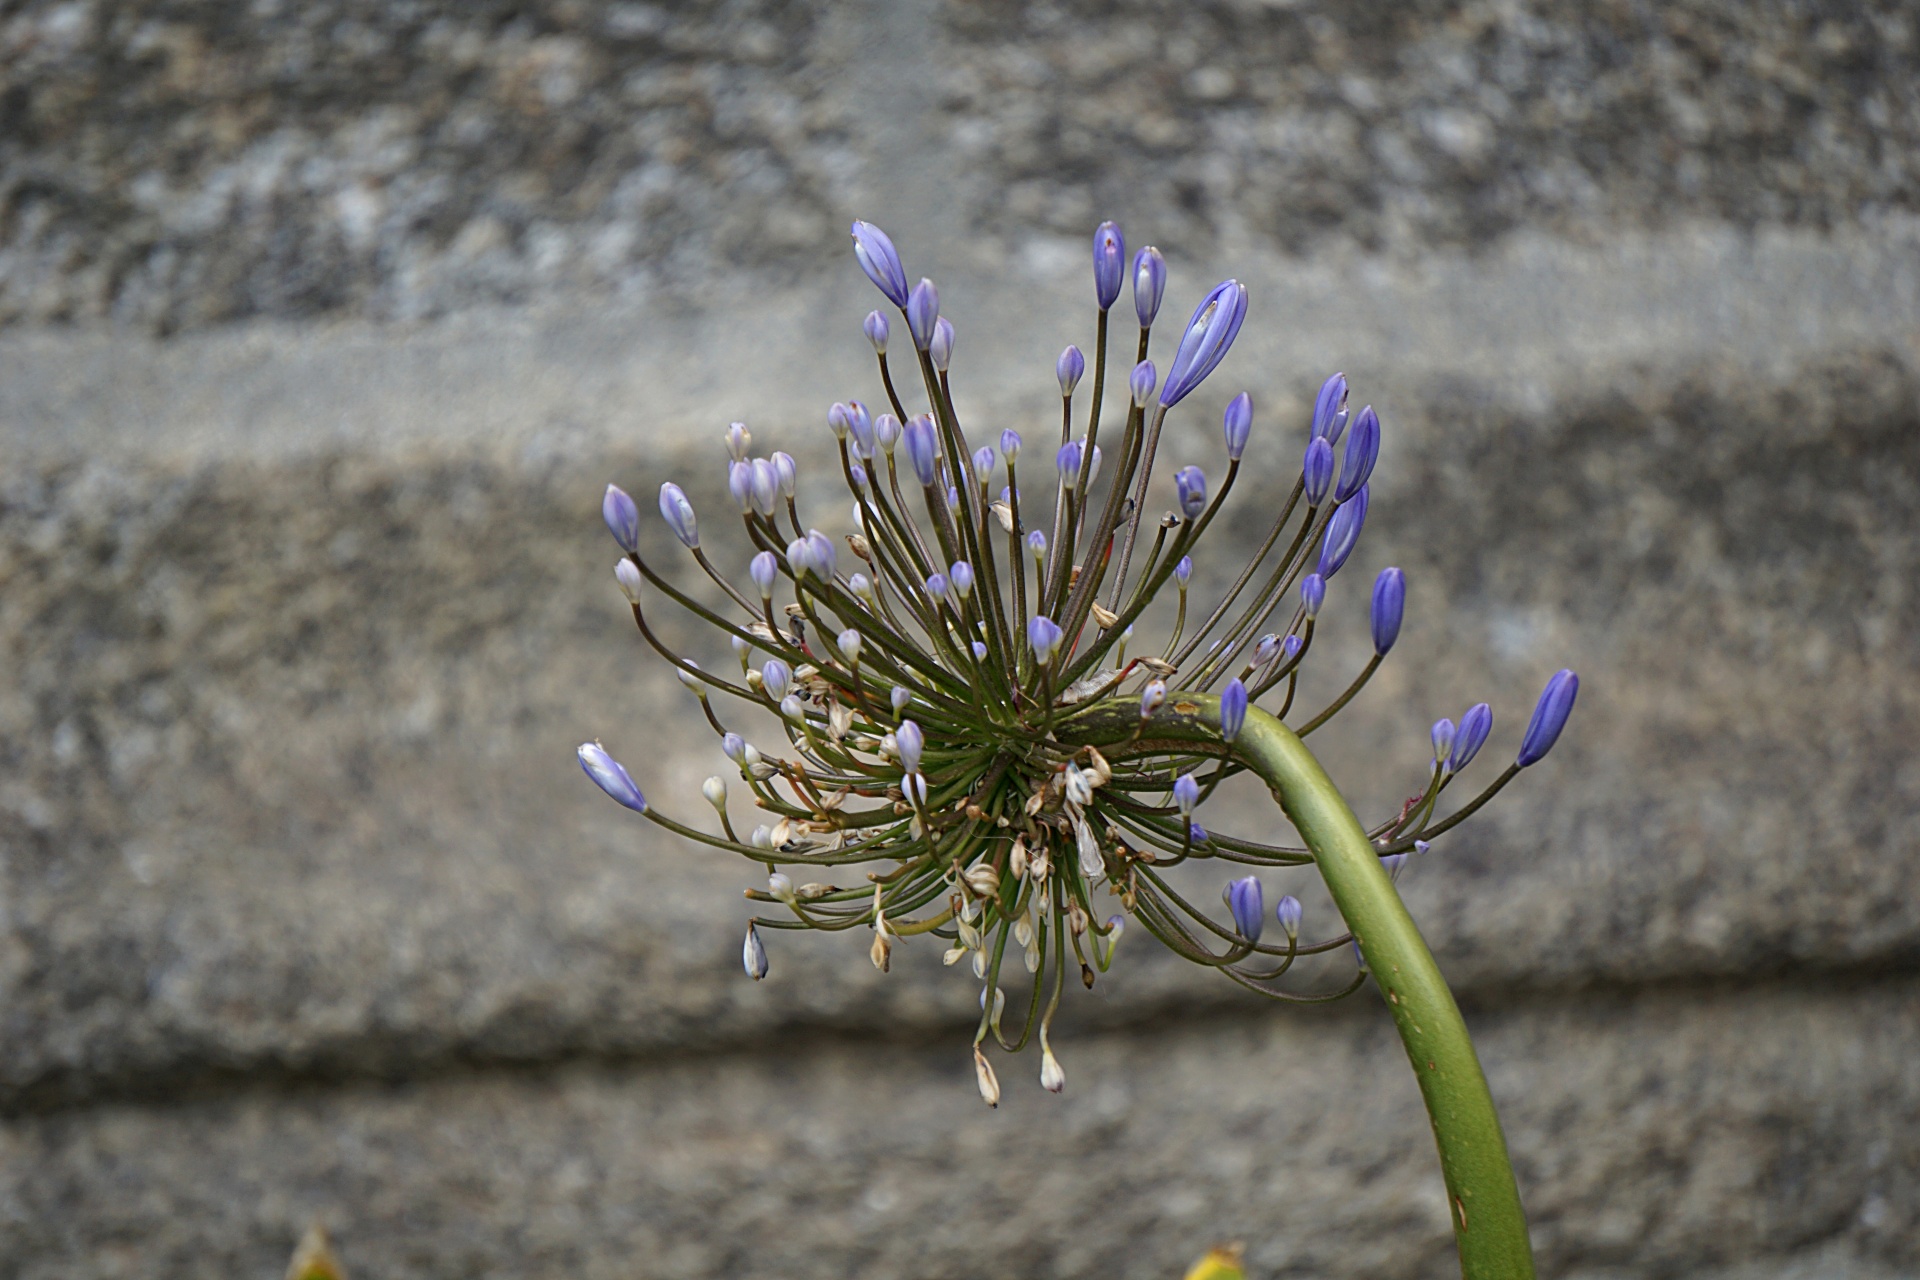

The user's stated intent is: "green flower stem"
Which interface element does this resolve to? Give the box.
[1068,695,1535,1280]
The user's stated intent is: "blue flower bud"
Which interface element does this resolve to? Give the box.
[1371,567,1405,655]
[1316,484,1368,578]
[1189,821,1209,845]
[845,402,875,460]
[973,640,988,660]
[603,484,640,554]
[904,414,940,485]
[1431,718,1456,764]
[1175,465,1207,519]
[1028,615,1064,664]
[749,458,779,516]
[762,659,792,701]
[849,462,870,493]
[750,550,777,599]
[806,529,837,581]
[771,451,797,500]
[1175,555,1193,587]
[1302,437,1335,506]
[873,412,901,455]
[930,316,955,371]
[1056,346,1085,397]
[743,923,768,980]
[1226,876,1264,942]
[727,461,753,513]
[1056,440,1084,488]
[1517,670,1579,767]
[1027,529,1047,562]
[972,447,996,484]
[1129,359,1157,407]
[896,719,924,773]
[1275,894,1302,938]
[849,572,873,599]
[1160,280,1249,407]
[1173,772,1200,816]
[863,310,889,354]
[850,220,909,307]
[1310,372,1348,443]
[891,685,911,713]
[786,536,813,580]
[1450,702,1492,773]
[1414,839,1432,855]
[578,742,647,813]
[1300,572,1325,619]
[1222,392,1252,461]
[1282,634,1302,662]
[1000,428,1022,462]
[1132,246,1166,327]
[827,401,851,440]
[925,572,949,602]
[907,278,939,350]
[946,485,960,511]
[725,422,752,462]
[1336,405,1379,503]
[722,732,747,763]
[1253,634,1282,666]
[1092,221,1126,309]
[656,482,698,549]
[1220,678,1248,741]
[950,561,975,598]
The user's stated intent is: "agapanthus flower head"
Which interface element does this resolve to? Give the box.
[581,216,1580,1102]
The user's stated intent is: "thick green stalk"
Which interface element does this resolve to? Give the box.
[1068,695,1535,1280]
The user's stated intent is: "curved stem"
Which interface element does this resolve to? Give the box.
[1064,695,1535,1280]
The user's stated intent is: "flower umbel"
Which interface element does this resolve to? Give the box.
[581,219,1578,1104]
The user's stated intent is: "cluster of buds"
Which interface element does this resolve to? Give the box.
[580,219,1578,1105]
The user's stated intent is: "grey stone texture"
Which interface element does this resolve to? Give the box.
[2,0,1918,1277]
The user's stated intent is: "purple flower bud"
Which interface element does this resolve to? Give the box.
[838,628,863,666]
[874,412,901,454]
[1226,876,1264,941]
[771,452,797,500]
[891,685,911,713]
[1000,429,1022,463]
[1450,702,1493,772]
[1027,529,1047,562]
[907,278,939,350]
[1310,373,1349,443]
[1431,718,1457,763]
[1316,484,1368,578]
[849,462,870,493]
[925,572,949,601]
[863,310,889,354]
[1173,772,1199,816]
[1371,567,1405,655]
[1275,894,1302,938]
[1414,839,1432,855]
[1056,440,1084,488]
[1283,633,1302,662]
[1174,465,1207,519]
[1140,677,1167,719]
[850,220,909,307]
[749,458,779,516]
[603,484,640,553]
[1189,821,1209,845]
[950,560,975,598]
[1302,437,1335,506]
[827,401,851,440]
[1222,392,1252,461]
[1092,221,1126,309]
[1517,670,1579,767]
[904,414,940,486]
[725,422,752,462]
[1028,615,1064,664]
[1129,359,1157,407]
[930,316,955,371]
[896,719,924,773]
[655,482,699,549]
[1219,678,1248,741]
[845,402,875,459]
[1132,246,1166,327]
[1300,573,1325,619]
[1175,555,1193,587]
[1336,405,1379,503]
[743,923,768,980]
[1246,635,1277,667]
[1056,346,1085,397]
[786,536,813,580]
[972,446,996,484]
[972,640,988,660]
[722,732,747,763]
[761,659,792,701]
[806,528,837,581]
[750,550,777,599]
[578,742,647,812]
[1161,280,1249,407]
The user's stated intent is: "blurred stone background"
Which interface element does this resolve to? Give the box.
[1,0,1917,1276]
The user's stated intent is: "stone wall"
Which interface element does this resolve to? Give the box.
[1,2,1916,1277]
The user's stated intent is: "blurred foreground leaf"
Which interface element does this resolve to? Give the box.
[1182,1242,1246,1280]
[286,1223,346,1280]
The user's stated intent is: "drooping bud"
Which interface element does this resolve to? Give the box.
[1431,718,1457,764]
[1310,373,1349,443]
[743,923,769,980]
[850,220,909,307]
[1140,677,1168,719]
[1517,670,1579,767]
[1056,346,1085,397]
[578,743,647,813]
[1174,465,1207,519]
[1000,428,1022,463]
[1173,773,1199,816]
[1028,615,1064,665]
[1317,484,1369,578]
[1175,555,1193,587]
[603,484,640,553]
[1302,437,1335,506]
[1132,246,1166,327]
[904,414,940,486]
[1222,392,1252,461]
[762,658,792,701]
[907,278,939,350]
[1371,567,1405,655]
[863,310,889,354]
[725,421,752,461]
[973,1046,1001,1108]
[1160,280,1249,407]
[1300,573,1326,619]
[1336,405,1379,503]
[1129,359,1157,407]
[1275,895,1302,939]
[771,452,798,500]
[1219,678,1248,741]
[950,561,975,599]
[1450,702,1493,772]
[1226,876,1264,941]
[615,559,642,603]
[930,316,955,371]
[750,550,777,599]
[1040,1042,1066,1093]
[1092,221,1126,309]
